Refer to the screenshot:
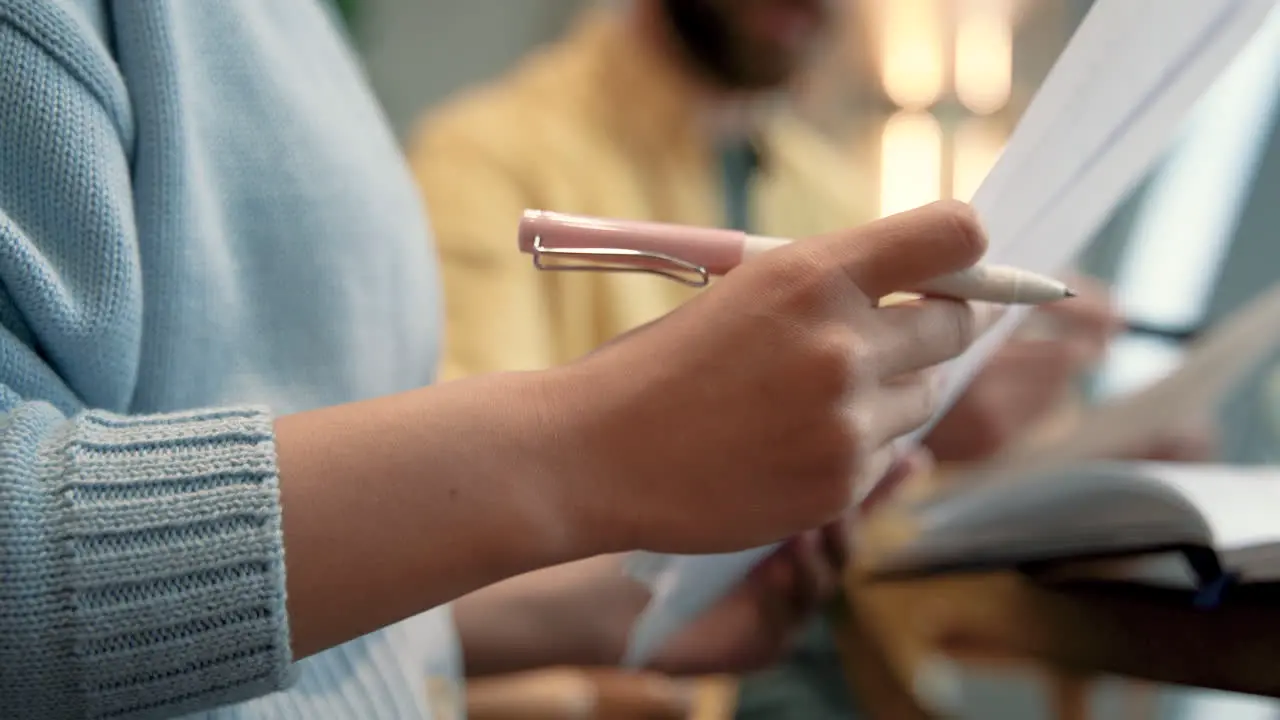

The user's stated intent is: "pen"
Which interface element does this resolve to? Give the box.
[517,210,1076,305]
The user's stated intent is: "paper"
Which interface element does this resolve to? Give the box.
[974,279,1280,480]
[907,0,1280,450]
[621,0,1280,669]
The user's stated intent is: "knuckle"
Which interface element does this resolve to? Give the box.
[756,251,844,321]
[838,412,869,459]
[815,412,866,485]
[846,337,881,392]
[807,327,860,398]
[770,244,832,294]
[936,199,988,261]
[943,303,979,356]
[908,375,941,426]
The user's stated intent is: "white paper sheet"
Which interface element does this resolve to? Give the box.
[621,0,1280,669]
[907,0,1280,451]
[982,278,1280,479]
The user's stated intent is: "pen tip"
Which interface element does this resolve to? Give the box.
[1063,287,1078,298]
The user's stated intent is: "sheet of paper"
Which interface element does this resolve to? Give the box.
[972,279,1280,479]
[620,0,1280,669]
[973,7,1280,478]
[901,0,1280,451]
[974,0,1159,207]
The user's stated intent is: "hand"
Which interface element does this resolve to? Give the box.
[648,450,934,675]
[541,201,993,556]
[453,458,937,678]
[924,275,1120,462]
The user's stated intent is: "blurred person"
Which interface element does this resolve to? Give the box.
[411,0,1212,718]
[0,1,1012,718]
[412,0,859,381]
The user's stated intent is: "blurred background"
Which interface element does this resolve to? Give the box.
[355,0,1077,213]
[340,1,1280,717]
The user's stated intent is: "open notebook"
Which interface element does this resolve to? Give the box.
[871,279,1280,592]
[871,461,1280,591]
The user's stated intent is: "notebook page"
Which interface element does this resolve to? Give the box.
[619,0,1280,669]
[886,462,1280,580]
[1139,463,1280,554]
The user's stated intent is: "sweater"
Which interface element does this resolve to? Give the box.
[0,1,459,718]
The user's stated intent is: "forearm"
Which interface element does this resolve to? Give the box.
[454,555,647,676]
[277,370,600,659]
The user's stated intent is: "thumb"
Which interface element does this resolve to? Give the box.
[814,200,989,300]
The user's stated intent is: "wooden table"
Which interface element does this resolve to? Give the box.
[835,524,1280,718]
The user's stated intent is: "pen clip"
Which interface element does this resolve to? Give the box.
[530,234,710,288]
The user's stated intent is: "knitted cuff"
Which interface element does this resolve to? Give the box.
[59,406,291,719]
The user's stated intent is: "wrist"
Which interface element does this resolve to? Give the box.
[456,555,647,675]
[273,366,635,657]
[528,364,640,557]
[452,368,621,568]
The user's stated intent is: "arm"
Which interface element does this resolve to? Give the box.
[0,9,594,717]
[3,13,1001,709]
[454,508,865,679]
[407,115,557,379]
[451,555,644,677]
[276,374,591,659]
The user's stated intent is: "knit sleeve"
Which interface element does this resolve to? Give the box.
[0,5,293,718]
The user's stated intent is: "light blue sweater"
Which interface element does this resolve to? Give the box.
[0,1,460,718]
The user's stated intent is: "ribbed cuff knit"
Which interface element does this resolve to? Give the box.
[3,405,292,720]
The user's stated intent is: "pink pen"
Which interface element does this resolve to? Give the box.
[517,209,1074,304]
[517,209,783,284]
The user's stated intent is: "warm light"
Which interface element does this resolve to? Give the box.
[879,111,943,217]
[951,118,1007,202]
[879,0,946,110]
[954,6,1013,115]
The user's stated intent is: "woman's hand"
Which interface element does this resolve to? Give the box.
[544,200,994,557]
[454,540,849,679]
[279,202,993,659]
[454,450,936,678]
[647,450,934,675]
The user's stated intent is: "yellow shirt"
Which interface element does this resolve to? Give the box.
[409,10,872,380]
